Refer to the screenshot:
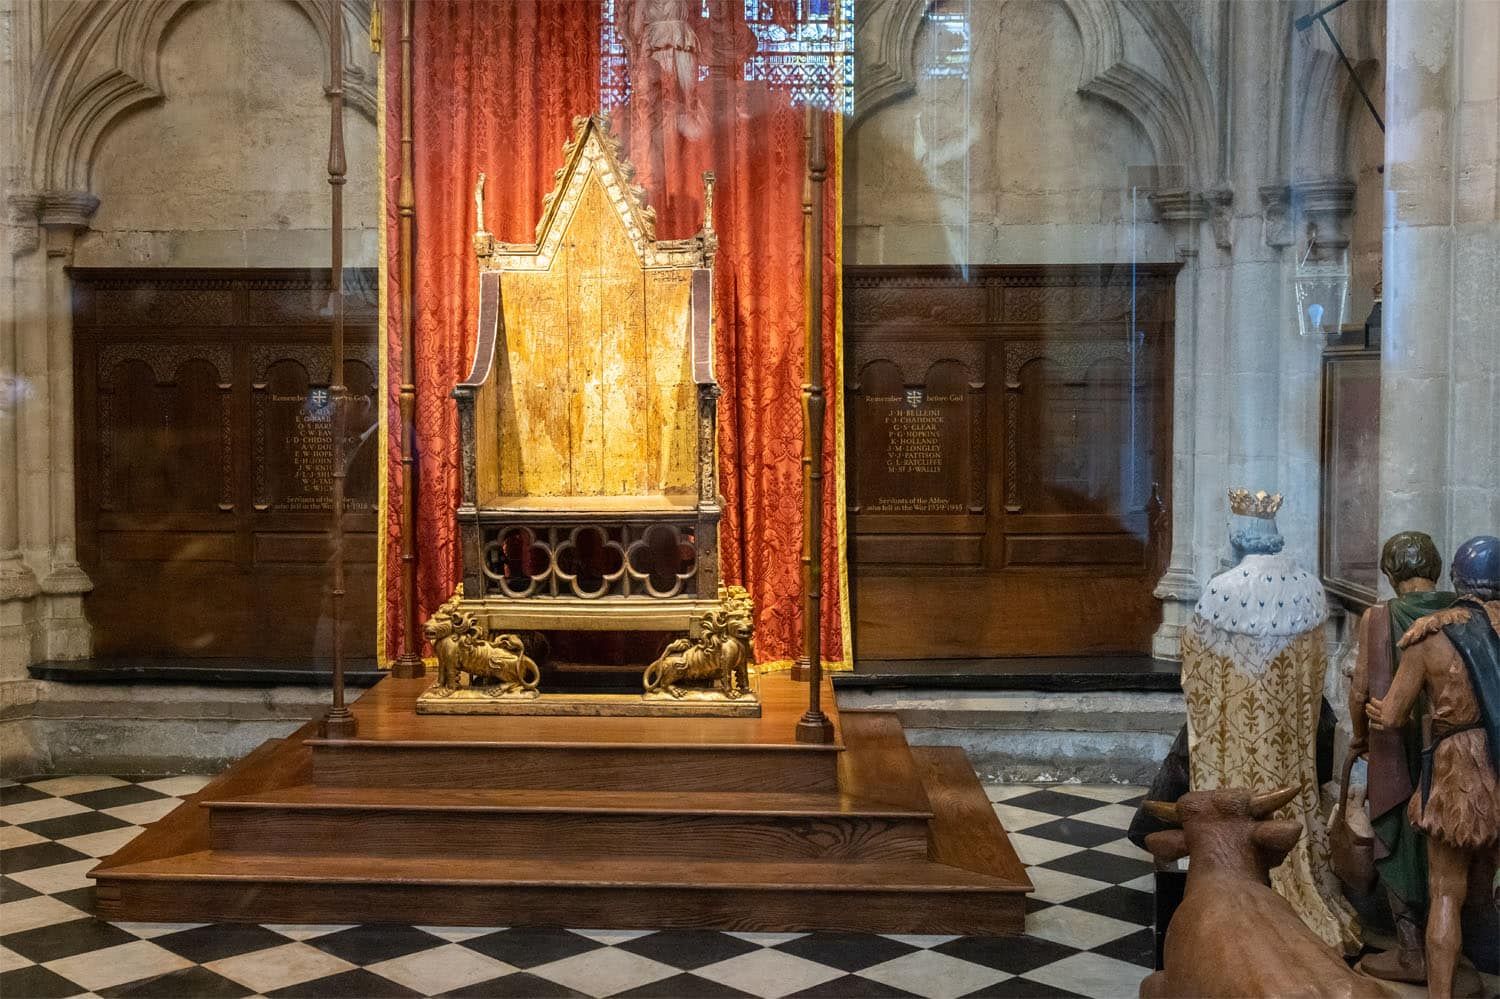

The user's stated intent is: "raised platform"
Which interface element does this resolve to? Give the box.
[90,673,1032,933]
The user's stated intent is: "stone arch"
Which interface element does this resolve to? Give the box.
[850,0,1217,186]
[24,0,376,194]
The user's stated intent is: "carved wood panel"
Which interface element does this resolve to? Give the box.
[845,265,1176,660]
[73,268,379,660]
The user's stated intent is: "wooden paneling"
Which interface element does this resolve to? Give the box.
[73,268,378,659]
[846,265,1176,660]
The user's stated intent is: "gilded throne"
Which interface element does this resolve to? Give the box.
[420,115,755,716]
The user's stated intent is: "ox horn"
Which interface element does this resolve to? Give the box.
[1141,799,1182,824]
[1248,786,1298,818]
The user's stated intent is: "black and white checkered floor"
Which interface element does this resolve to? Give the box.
[1,777,1156,998]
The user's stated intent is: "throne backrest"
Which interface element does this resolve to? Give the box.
[460,115,716,508]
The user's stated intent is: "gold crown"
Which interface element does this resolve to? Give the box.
[1228,488,1283,519]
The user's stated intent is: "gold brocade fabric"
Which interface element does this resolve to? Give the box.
[1181,620,1362,954]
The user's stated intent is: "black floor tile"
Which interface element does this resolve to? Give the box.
[305,924,447,965]
[1066,887,1153,925]
[617,929,762,970]
[0,874,41,902]
[2,916,138,963]
[266,968,424,997]
[793,974,922,997]
[99,964,256,998]
[1,784,50,805]
[19,810,131,841]
[775,933,919,973]
[999,791,1104,818]
[962,977,1085,998]
[1090,928,1156,969]
[1019,819,1123,850]
[1038,849,1151,885]
[63,785,166,810]
[152,923,292,964]
[50,886,95,913]
[934,936,1080,976]
[459,927,603,968]
[0,842,91,875]
[614,972,757,997]
[0,963,88,999]
[439,972,590,997]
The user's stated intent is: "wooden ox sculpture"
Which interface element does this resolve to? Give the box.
[1140,787,1393,999]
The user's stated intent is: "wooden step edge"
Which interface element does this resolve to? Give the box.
[207,787,933,821]
[305,737,843,753]
[836,711,933,813]
[91,723,315,876]
[911,745,1034,892]
[94,852,1029,894]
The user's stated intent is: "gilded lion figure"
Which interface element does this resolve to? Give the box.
[422,586,540,698]
[643,586,754,699]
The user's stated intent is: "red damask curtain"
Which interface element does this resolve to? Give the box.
[379,0,844,665]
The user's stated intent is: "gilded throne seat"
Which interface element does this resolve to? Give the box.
[421,115,755,716]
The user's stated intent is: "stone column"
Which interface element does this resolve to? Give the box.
[1,196,42,674]
[1147,192,1209,659]
[32,193,97,660]
[1379,0,1500,569]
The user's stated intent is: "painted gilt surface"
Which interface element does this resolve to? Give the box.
[486,149,695,503]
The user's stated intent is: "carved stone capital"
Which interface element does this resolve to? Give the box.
[41,561,93,596]
[1205,188,1233,251]
[1259,184,1294,248]
[39,191,99,232]
[6,193,44,257]
[0,557,41,602]
[1292,178,1357,249]
[1148,188,1207,225]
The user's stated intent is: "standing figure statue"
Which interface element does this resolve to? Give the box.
[1179,489,1361,953]
[1367,536,1500,999]
[1348,532,1456,985]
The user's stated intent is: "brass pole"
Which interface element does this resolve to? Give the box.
[324,0,356,737]
[791,105,815,685]
[391,0,424,678]
[795,105,833,745]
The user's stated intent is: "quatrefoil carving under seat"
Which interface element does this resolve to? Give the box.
[452,115,723,637]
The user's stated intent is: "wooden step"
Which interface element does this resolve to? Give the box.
[206,786,932,862]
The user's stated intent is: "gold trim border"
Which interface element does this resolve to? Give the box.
[374,25,391,669]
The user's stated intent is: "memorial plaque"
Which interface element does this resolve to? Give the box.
[855,358,974,515]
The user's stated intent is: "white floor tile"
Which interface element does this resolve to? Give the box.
[137,775,213,797]
[1,797,89,825]
[569,928,656,945]
[259,923,354,940]
[1025,906,1140,950]
[992,804,1060,833]
[0,824,47,849]
[111,922,208,939]
[1094,837,1154,862]
[1071,803,1140,829]
[44,940,193,992]
[56,825,142,858]
[1025,866,1112,904]
[857,949,1009,999]
[204,941,356,993]
[1008,832,1084,866]
[367,942,516,993]
[695,947,845,998]
[0,944,32,973]
[1058,785,1145,804]
[530,945,677,997]
[23,776,129,797]
[7,858,98,895]
[101,797,182,825]
[723,932,807,947]
[0,895,88,934]
[1023,951,1152,997]
[414,925,504,942]
[881,934,961,949]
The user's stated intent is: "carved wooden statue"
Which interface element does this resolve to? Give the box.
[420,114,755,716]
[1367,536,1500,999]
[1140,787,1393,999]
